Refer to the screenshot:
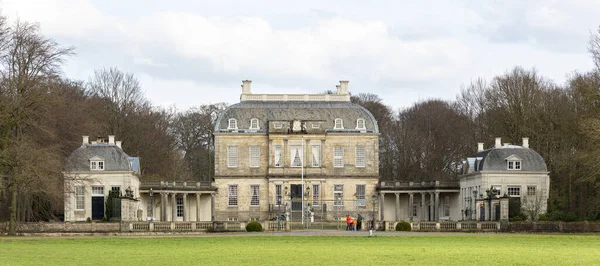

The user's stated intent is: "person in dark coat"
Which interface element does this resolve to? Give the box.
[357,214,363,231]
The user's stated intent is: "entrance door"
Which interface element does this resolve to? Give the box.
[495,204,501,221]
[92,196,105,220]
[479,205,485,221]
[291,184,302,211]
[428,205,432,221]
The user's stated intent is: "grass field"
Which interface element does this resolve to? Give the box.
[1,233,599,265]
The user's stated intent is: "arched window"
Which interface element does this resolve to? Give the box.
[250,118,259,129]
[228,118,238,129]
[334,118,344,129]
[356,118,366,129]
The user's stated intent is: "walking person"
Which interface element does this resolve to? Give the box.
[346,215,353,231]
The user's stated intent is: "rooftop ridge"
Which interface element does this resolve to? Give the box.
[240,93,351,102]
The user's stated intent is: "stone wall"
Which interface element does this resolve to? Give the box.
[7,222,120,234]
[503,221,600,232]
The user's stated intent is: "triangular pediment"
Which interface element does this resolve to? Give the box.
[504,154,522,161]
[89,156,105,161]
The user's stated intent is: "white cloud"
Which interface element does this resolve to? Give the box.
[1,0,598,111]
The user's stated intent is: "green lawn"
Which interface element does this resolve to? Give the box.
[1,234,599,265]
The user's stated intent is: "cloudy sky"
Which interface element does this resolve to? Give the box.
[2,0,598,110]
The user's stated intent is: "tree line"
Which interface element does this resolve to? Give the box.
[0,13,599,227]
[0,16,226,229]
[359,26,600,221]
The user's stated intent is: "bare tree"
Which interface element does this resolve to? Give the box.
[86,67,146,136]
[394,100,473,181]
[0,19,74,235]
[172,103,227,181]
[589,26,600,70]
[521,193,547,221]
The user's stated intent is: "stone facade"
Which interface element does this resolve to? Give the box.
[64,136,141,222]
[213,80,379,222]
[460,137,550,221]
[378,137,550,222]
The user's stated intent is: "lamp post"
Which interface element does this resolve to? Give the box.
[472,190,478,221]
[149,188,154,221]
[370,193,377,236]
[353,195,358,217]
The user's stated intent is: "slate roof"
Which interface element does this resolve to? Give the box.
[214,101,379,133]
[473,146,547,172]
[66,144,133,172]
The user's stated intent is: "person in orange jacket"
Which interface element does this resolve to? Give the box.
[346,215,353,230]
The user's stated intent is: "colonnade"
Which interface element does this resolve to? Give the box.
[153,192,214,222]
[378,191,442,222]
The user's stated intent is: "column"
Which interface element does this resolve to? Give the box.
[421,193,426,221]
[304,138,310,170]
[283,139,288,168]
[196,193,201,222]
[430,193,434,221]
[211,193,215,221]
[395,193,400,221]
[171,193,177,221]
[434,192,439,222]
[408,193,414,221]
[268,139,273,167]
[183,193,188,221]
[378,192,384,221]
[159,193,164,221]
[320,139,325,168]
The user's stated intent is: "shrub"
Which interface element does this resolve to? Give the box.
[395,221,411,231]
[85,217,92,223]
[101,216,108,223]
[547,211,578,222]
[509,197,522,219]
[510,213,527,222]
[246,221,263,232]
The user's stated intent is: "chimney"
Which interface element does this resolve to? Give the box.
[115,141,122,149]
[108,135,115,144]
[477,142,484,152]
[241,80,252,94]
[522,137,529,148]
[338,80,349,95]
[335,85,341,94]
[82,136,89,145]
[495,137,502,148]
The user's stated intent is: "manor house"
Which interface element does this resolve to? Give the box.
[64,81,550,225]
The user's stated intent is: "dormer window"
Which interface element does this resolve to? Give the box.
[90,158,105,171]
[228,118,238,130]
[507,160,521,170]
[274,122,282,129]
[356,119,366,130]
[505,154,522,170]
[250,118,259,130]
[334,118,344,129]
